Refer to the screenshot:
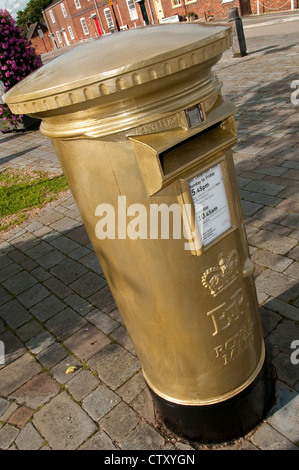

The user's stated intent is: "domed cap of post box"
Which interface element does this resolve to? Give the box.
[4,23,232,138]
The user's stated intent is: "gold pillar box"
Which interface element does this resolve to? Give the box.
[5,23,273,442]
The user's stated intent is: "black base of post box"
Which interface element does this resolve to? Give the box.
[148,357,275,443]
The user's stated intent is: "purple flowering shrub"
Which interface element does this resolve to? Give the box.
[0,9,42,130]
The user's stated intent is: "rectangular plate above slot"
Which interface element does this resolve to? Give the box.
[159,120,236,177]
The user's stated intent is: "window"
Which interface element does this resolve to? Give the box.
[56,31,62,43]
[61,3,67,17]
[126,0,138,20]
[74,0,81,9]
[80,17,89,35]
[49,9,55,23]
[172,0,181,5]
[104,8,114,29]
[68,26,75,40]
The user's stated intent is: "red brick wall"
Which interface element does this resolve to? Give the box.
[160,0,240,22]
[250,0,293,14]
[30,32,53,54]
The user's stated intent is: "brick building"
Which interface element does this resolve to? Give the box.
[26,22,53,54]
[42,0,298,50]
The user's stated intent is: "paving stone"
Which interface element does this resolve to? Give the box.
[2,271,37,295]
[120,421,165,450]
[69,271,107,298]
[263,298,299,322]
[17,284,51,309]
[0,286,13,306]
[0,263,22,283]
[64,294,93,315]
[0,397,11,418]
[0,299,32,329]
[25,241,53,261]
[267,320,299,355]
[0,402,19,423]
[10,372,60,409]
[50,356,82,384]
[78,252,103,274]
[68,245,90,261]
[111,326,135,353]
[116,371,147,404]
[131,388,156,425]
[33,391,97,450]
[8,406,35,429]
[88,286,117,313]
[86,309,119,334]
[0,424,19,450]
[248,229,297,255]
[50,258,88,284]
[43,277,73,299]
[65,370,99,401]
[26,330,56,355]
[261,221,292,237]
[14,422,44,450]
[251,250,293,273]
[63,325,111,361]
[254,206,289,224]
[82,384,121,421]
[36,249,66,269]
[243,180,286,196]
[78,430,118,450]
[50,218,80,233]
[243,191,281,207]
[250,423,298,450]
[288,246,299,261]
[87,343,141,390]
[280,213,299,230]
[100,401,140,443]
[36,342,68,369]
[255,269,298,300]
[0,330,26,365]
[46,307,87,341]
[29,294,66,322]
[267,382,299,444]
[30,267,51,282]
[15,320,43,343]
[284,261,299,280]
[0,353,41,397]
[272,352,299,387]
[240,200,262,216]
[67,225,91,245]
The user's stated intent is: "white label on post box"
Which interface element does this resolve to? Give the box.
[189,164,232,246]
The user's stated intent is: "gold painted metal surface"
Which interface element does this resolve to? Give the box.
[4,23,265,406]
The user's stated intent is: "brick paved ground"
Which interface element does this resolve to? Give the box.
[0,30,298,450]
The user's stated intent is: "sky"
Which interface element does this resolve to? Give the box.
[0,0,29,18]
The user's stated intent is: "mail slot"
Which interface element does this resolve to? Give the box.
[4,23,273,442]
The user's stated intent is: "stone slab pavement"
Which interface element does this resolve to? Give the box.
[0,31,298,451]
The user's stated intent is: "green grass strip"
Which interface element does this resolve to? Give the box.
[0,168,69,232]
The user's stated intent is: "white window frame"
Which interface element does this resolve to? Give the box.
[104,8,114,29]
[126,0,138,20]
[68,25,75,40]
[56,31,62,43]
[61,3,67,17]
[74,0,81,9]
[80,17,89,35]
[49,9,55,23]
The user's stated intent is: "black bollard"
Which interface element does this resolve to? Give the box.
[228,7,247,57]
